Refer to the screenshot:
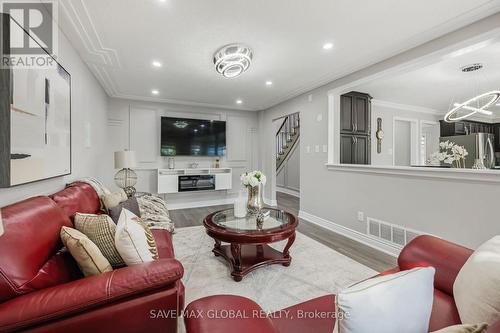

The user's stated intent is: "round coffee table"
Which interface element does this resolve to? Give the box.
[203,208,298,282]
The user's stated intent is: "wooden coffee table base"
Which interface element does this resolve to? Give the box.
[213,242,293,282]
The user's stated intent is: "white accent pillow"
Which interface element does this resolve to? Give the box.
[335,267,435,333]
[115,209,159,266]
[454,236,500,325]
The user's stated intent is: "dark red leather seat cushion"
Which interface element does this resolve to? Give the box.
[0,197,77,302]
[185,295,279,333]
[50,182,102,220]
[0,258,184,332]
[429,289,462,331]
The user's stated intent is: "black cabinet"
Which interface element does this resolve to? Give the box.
[494,124,500,152]
[340,92,371,135]
[440,120,494,137]
[340,135,371,165]
[340,92,371,164]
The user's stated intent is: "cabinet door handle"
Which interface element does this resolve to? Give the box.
[352,122,355,132]
[352,137,355,144]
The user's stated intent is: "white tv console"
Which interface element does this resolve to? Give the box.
[157,168,232,194]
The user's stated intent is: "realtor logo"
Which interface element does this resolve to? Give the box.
[1,0,58,68]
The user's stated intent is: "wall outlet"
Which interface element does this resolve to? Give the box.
[316,113,323,122]
[308,94,313,102]
[315,145,320,153]
[357,211,364,222]
[306,146,311,153]
[322,144,327,153]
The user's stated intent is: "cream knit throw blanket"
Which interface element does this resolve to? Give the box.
[73,178,174,232]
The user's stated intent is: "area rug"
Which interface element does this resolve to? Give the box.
[173,226,377,313]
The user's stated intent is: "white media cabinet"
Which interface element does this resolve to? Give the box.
[157,168,232,194]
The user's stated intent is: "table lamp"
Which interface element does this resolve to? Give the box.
[114,150,138,197]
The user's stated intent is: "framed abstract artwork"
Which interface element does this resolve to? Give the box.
[0,13,71,187]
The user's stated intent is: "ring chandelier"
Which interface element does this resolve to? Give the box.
[444,63,500,122]
[213,44,253,78]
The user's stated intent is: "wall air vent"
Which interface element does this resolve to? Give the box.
[366,217,424,248]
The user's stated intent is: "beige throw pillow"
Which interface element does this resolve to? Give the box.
[454,236,500,325]
[115,209,159,265]
[431,324,488,333]
[74,213,125,267]
[60,226,113,276]
[101,189,128,210]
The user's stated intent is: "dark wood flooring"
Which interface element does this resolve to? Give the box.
[170,192,396,272]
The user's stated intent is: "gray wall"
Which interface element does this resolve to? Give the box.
[276,142,300,193]
[258,12,500,249]
[106,98,259,208]
[0,25,108,207]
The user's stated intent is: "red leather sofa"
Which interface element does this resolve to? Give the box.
[184,235,500,333]
[0,182,184,333]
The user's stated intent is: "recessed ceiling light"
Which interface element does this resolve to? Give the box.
[151,89,159,95]
[323,42,334,50]
[152,61,162,68]
[236,99,243,104]
[265,81,273,86]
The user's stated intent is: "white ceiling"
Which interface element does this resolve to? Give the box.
[355,38,500,115]
[57,0,500,111]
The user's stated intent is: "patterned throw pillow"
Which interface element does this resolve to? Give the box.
[74,213,125,267]
[60,227,113,277]
[115,209,159,266]
[108,197,141,224]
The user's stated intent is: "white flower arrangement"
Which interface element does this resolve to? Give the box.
[426,140,468,168]
[241,170,267,188]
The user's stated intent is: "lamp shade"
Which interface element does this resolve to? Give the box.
[114,150,137,169]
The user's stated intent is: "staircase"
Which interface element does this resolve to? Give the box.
[276,112,300,172]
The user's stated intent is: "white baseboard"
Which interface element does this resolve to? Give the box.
[298,210,400,257]
[276,186,300,198]
[167,198,236,210]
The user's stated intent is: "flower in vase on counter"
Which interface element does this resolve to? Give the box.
[241,170,267,188]
[426,140,468,168]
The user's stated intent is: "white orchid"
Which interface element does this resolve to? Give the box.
[240,170,267,188]
[426,141,468,168]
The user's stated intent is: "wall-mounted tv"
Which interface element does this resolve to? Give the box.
[160,117,226,156]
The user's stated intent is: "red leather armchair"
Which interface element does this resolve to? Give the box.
[0,183,184,333]
[184,235,500,333]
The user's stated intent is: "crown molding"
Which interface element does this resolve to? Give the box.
[372,99,444,115]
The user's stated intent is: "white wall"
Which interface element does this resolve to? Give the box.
[0,26,108,207]
[259,12,500,249]
[106,98,259,209]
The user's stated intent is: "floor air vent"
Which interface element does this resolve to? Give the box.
[367,218,422,248]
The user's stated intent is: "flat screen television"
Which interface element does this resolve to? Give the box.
[160,117,226,156]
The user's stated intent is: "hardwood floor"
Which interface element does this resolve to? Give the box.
[170,192,396,272]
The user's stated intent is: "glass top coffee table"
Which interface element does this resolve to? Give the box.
[203,208,298,281]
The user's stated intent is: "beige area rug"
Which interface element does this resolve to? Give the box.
[173,226,377,313]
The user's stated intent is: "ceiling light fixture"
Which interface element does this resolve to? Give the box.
[152,61,162,68]
[444,63,500,122]
[236,99,243,104]
[265,81,273,86]
[213,43,253,78]
[323,42,334,50]
[151,89,159,95]
[444,91,500,122]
